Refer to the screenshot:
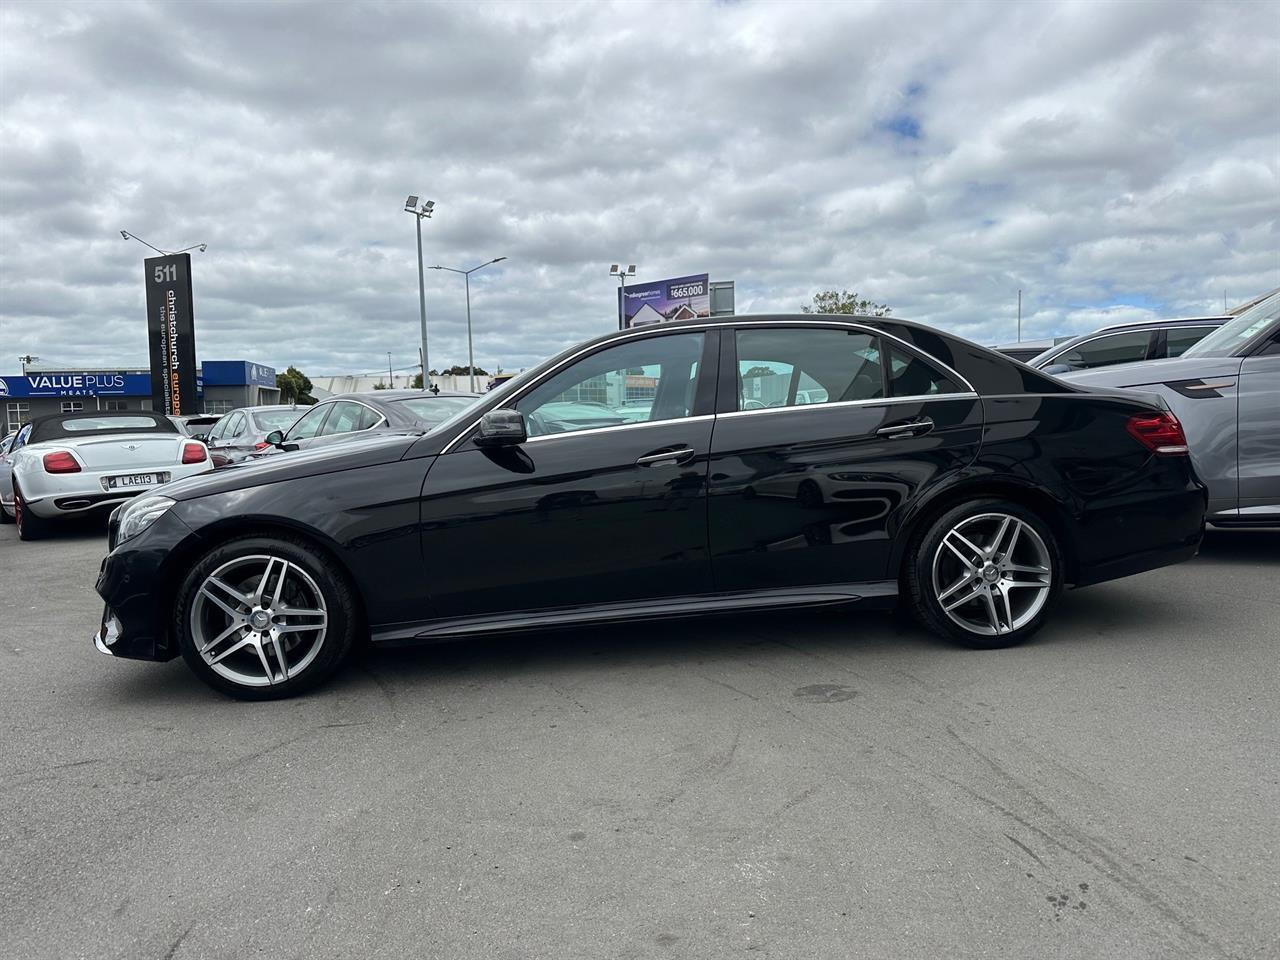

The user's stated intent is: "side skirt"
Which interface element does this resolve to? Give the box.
[371,581,899,646]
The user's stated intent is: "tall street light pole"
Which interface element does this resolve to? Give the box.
[429,257,507,393]
[610,264,637,330]
[404,197,435,390]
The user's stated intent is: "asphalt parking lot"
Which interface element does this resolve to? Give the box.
[1,519,1276,960]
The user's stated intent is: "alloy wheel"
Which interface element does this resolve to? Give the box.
[930,512,1052,637]
[190,554,328,688]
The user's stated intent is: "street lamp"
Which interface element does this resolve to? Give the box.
[610,263,637,330]
[404,197,435,390]
[429,257,507,392]
[119,230,207,256]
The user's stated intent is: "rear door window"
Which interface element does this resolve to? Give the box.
[886,344,963,396]
[1165,326,1218,358]
[318,401,374,436]
[1057,330,1154,371]
[735,328,883,411]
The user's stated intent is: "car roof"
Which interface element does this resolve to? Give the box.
[340,390,481,401]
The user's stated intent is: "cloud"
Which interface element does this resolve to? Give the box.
[1,0,1277,376]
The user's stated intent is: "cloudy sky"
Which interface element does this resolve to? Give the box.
[1,0,1277,378]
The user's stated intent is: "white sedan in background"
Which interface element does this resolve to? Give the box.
[1,411,212,541]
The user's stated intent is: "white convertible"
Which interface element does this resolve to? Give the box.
[1,411,212,541]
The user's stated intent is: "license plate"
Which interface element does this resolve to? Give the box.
[106,474,158,488]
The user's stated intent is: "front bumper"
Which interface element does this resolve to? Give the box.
[92,508,197,662]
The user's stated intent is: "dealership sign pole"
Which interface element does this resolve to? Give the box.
[144,253,199,416]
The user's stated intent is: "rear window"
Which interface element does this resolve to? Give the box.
[252,409,304,432]
[30,413,177,443]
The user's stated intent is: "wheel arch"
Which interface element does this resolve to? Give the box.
[892,476,1079,587]
[159,516,369,642]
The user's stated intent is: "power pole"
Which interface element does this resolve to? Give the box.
[18,354,38,374]
[1017,289,1022,342]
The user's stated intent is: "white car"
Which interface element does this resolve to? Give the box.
[1,411,212,541]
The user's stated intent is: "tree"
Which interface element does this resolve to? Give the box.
[276,366,316,405]
[742,365,778,378]
[372,382,388,390]
[801,290,892,317]
[443,364,489,376]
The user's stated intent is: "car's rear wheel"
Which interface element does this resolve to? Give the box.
[13,482,51,541]
[175,536,359,699]
[907,498,1062,649]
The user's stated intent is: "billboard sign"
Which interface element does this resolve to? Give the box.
[619,273,711,329]
[144,253,199,416]
[0,372,152,398]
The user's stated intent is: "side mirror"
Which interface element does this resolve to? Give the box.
[1043,363,1071,376]
[191,432,209,443]
[265,430,285,447]
[474,409,527,447]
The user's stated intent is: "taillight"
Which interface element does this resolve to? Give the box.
[253,441,270,450]
[42,451,81,473]
[1125,411,1188,455]
[181,442,207,464]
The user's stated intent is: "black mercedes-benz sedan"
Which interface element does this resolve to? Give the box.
[94,314,1206,699]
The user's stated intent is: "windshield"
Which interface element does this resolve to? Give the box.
[1185,292,1280,357]
[252,409,305,431]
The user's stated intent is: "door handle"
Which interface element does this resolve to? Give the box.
[876,417,934,439]
[636,447,695,466]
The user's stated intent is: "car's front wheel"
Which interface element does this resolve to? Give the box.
[175,536,359,699]
[907,498,1062,649]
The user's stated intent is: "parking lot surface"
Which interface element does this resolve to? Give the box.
[1,519,1277,960]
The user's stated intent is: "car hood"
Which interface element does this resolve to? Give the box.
[158,432,421,501]
[1059,355,1243,389]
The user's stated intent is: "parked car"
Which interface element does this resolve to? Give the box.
[167,414,223,440]
[1062,291,1280,527]
[0,430,21,523]
[256,390,479,457]
[93,314,1206,699]
[4,411,211,540]
[992,337,1068,363]
[1029,316,1229,374]
[203,405,306,466]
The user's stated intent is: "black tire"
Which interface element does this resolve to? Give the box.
[906,497,1062,649]
[14,482,51,541]
[175,535,360,700]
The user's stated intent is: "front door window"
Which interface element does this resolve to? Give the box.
[516,332,704,437]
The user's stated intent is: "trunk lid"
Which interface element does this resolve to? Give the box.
[58,434,184,469]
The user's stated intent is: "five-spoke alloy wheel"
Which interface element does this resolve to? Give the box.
[177,536,358,699]
[908,499,1062,648]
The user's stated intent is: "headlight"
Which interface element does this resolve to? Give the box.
[116,495,175,544]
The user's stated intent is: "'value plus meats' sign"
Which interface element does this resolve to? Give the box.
[144,253,199,416]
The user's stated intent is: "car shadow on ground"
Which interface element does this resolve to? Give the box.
[1196,527,1279,564]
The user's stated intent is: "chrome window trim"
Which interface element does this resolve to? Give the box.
[731,319,976,395]
[717,391,979,421]
[441,326,711,453]
[293,398,388,439]
[524,414,716,445]
[441,319,976,453]
[1033,321,1224,367]
[1034,328,1160,367]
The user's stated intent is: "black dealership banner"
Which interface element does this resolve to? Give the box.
[144,253,199,416]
